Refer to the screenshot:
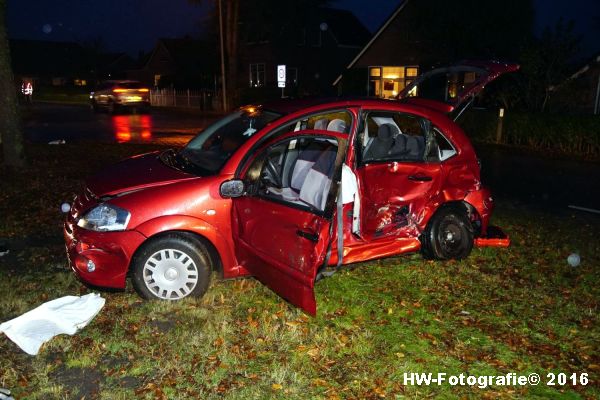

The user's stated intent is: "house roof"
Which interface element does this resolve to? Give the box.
[332,0,409,85]
[567,53,600,81]
[96,52,137,71]
[318,8,371,47]
[146,38,217,70]
[549,52,600,91]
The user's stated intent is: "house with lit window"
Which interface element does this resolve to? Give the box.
[333,1,432,98]
[334,0,533,98]
[237,7,371,101]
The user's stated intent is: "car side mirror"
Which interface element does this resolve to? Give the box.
[219,179,245,198]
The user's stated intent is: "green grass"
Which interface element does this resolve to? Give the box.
[1,144,599,399]
[32,86,91,105]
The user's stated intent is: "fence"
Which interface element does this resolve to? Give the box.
[150,88,217,111]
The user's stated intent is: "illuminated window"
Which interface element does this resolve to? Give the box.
[368,65,419,98]
[464,72,477,84]
[154,74,161,87]
[383,67,403,79]
[406,67,418,77]
[74,79,87,86]
[249,63,266,87]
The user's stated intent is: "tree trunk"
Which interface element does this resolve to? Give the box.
[225,0,239,108]
[0,0,25,167]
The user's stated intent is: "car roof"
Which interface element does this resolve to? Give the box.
[263,96,406,115]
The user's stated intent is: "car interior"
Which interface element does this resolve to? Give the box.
[361,112,427,163]
[360,111,457,163]
[248,136,339,212]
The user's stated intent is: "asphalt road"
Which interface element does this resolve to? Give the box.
[22,102,600,213]
[22,102,218,147]
[476,144,600,212]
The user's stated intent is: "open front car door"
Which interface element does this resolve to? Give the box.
[229,131,348,315]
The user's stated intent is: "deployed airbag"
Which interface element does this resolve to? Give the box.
[0,293,105,355]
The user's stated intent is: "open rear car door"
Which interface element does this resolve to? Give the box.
[397,60,519,119]
[228,131,347,315]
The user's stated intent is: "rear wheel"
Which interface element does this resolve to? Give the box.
[131,234,212,300]
[421,205,473,260]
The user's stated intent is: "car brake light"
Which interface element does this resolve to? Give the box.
[139,88,149,92]
[113,88,127,93]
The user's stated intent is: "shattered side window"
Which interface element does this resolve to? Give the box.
[434,128,456,161]
[361,111,427,163]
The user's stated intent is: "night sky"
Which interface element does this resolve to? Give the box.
[6,0,600,60]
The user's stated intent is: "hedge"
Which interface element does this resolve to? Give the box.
[461,110,600,160]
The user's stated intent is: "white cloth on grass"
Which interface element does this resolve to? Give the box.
[0,293,105,355]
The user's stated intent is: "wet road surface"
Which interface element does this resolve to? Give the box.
[23,102,218,147]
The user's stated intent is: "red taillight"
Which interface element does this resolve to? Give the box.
[113,88,126,93]
[139,88,149,93]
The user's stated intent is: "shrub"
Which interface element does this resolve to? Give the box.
[461,110,600,159]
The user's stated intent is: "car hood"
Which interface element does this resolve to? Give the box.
[397,60,519,116]
[87,151,197,197]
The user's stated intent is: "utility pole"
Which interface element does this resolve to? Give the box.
[218,0,227,112]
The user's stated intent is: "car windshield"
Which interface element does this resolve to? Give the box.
[178,108,282,175]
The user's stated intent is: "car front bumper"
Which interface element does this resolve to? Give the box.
[64,217,146,289]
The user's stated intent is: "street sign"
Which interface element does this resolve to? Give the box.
[277,65,286,88]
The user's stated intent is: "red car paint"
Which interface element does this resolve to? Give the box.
[65,62,515,315]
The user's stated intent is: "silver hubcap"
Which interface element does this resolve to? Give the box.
[143,248,198,300]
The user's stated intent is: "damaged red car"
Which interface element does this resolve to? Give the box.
[64,61,517,315]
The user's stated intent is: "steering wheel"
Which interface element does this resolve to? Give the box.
[263,159,282,188]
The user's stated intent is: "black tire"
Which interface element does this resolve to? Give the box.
[91,100,99,113]
[130,234,212,300]
[421,205,474,260]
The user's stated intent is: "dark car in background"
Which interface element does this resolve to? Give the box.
[90,80,151,114]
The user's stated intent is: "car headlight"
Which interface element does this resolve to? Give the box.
[77,204,130,232]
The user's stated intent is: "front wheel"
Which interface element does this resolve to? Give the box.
[131,234,212,300]
[421,206,474,260]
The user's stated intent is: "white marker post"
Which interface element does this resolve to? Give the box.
[277,64,286,98]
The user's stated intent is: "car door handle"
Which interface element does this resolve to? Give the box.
[408,175,433,182]
[296,230,319,243]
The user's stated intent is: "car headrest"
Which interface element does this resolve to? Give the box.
[327,119,347,133]
[313,118,330,130]
[377,123,399,141]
